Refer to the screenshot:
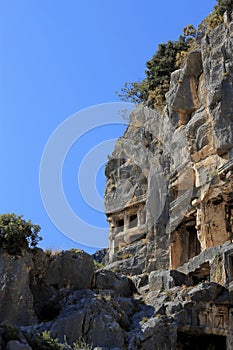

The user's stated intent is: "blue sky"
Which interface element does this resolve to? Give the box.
[0,0,216,254]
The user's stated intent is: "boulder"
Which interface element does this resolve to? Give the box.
[165,301,182,316]
[188,282,225,302]
[149,270,191,291]
[6,340,32,350]
[32,250,95,322]
[43,250,95,290]
[0,249,35,325]
[95,269,135,297]
[105,241,152,275]
[49,290,128,349]
[139,317,177,350]
[166,50,203,124]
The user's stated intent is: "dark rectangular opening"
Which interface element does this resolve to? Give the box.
[229,255,233,282]
[177,332,226,350]
[116,219,124,233]
[170,219,201,269]
[129,214,138,229]
[187,225,201,259]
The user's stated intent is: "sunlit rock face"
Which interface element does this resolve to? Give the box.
[105,15,233,274]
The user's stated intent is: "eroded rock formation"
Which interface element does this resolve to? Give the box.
[102,11,233,350]
[2,9,233,350]
[105,13,233,274]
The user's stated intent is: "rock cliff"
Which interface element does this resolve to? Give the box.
[103,10,233,349]
[2,8,233,350]
[105,12,233,273]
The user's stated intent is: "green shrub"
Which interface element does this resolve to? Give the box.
[206,0,233,30]
[111,266,119,273]
[0,213,41,255]
[116,80,150,105]
[26,331,65,350]
[94,260,105,269]
[26,332,93,350]
[1,322,21,342]
[141,317,148,324]
[116,25,196,110]
[72,337,92,350]
[206,8,223,30]
[217,0,233,16]
[69,248,82,254]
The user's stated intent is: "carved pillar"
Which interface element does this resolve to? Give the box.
[139,207,146,225]
[198,201,230,250]
[125,211,129,230]
[108,219,115,262]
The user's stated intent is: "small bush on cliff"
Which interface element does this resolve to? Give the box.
[217,0,233,15]
[0,213,42,255]
[116,25,196,110]
[207,0,233,30]
[1,322,21,343]
[73,337,92,350]
[27,332,92,350]
[26,331,64,350]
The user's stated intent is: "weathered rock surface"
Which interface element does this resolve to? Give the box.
[23,289,135,349]
[0,248,95,326]
[49,289,128,347]
[105,9,233,278]
[0,249,35,326]
[104,241,152,275]
[94,269,136,297]
[0,243,233,349]
[43,250,95,290]
[3,9,233,350]
[30,249,95,323]
[188,282,225,302]
[6,340,32,350]
[149,270,192,292]
[101,10,233,349]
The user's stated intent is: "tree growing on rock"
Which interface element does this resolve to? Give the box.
[116,25,196,110]
[207,0,233,29]
[217,0,233,15]
[0,213,41,255]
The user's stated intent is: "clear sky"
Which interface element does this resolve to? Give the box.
[0,0,216,254]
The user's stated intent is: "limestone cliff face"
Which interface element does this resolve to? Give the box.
[3,11,233,350]
[104,15,233,274]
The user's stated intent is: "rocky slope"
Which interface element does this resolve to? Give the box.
[0,248,136,349]
[1,243,233,349]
